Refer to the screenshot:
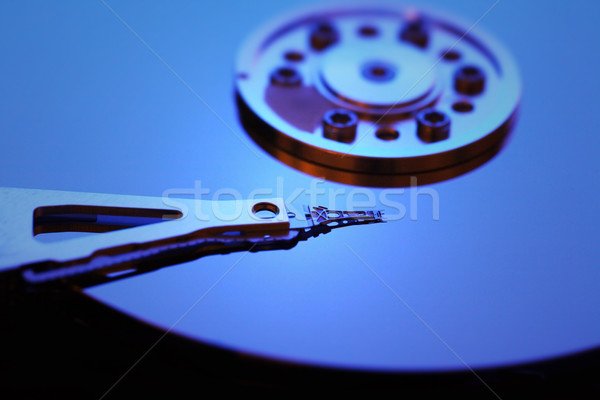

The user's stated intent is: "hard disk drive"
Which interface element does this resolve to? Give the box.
[1,1,599,398]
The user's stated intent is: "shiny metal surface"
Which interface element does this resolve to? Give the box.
[236,5,521,182]
[0,188,287,285]
[319,43,436,108]
[0,187,382,287]
[0,0,599,380]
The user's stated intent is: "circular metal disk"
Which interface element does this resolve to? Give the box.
[320,43,437,108]
[236,5,521,185]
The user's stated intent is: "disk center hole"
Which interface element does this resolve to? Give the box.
[362,61,396,83]
[371,67,386,76]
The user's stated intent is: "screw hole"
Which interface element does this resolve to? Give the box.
[454,65,485,95]
[452,101,474,113]
[399,20,429,48]
[441,49,461,61]
[330,112,352,125]
[358,25,378,37]
[417,109,450,143]
[284,50,304,62]
[310,22,339,51]
[424,111,446,124]
[407,22,422,32]
[461,66,480,76]
[278,67,296,78]
[270,67,302,86]
[375,127,400,141]
[317,23,333,33]
[323,109,358,143]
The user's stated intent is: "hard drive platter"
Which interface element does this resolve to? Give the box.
[1,1,599,398]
